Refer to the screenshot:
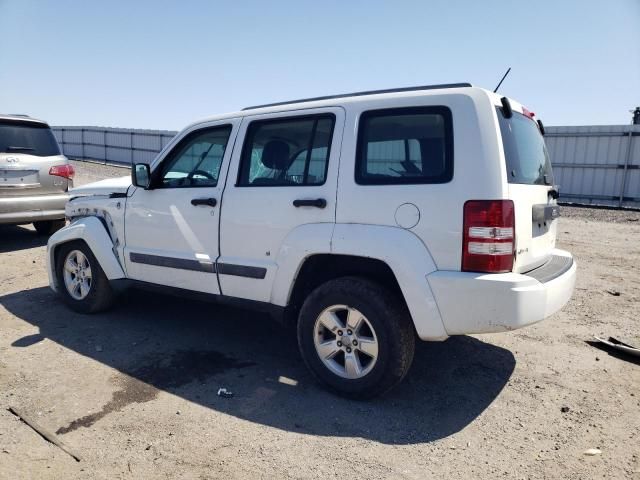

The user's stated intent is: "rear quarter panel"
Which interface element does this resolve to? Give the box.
[336,88,507,271]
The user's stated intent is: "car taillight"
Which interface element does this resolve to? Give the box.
[49,164,75,180]
[462,200,515,273]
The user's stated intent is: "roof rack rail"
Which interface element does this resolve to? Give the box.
[4,113,31,118]
[242,83,472,111]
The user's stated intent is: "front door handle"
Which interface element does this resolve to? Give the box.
[191,197,217,207]
[293,198,327,209]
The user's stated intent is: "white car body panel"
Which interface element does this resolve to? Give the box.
[428,249,576,335]
[123,118,242,295]
[69,175,131,197]
[330,223,447,340]
[269,222,334,306]
[336,90,506,271]
[46,85,576,341]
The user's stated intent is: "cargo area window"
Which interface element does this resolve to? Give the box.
[238,114,335,186]
[497,109,554,185]
[0,120,61,157]
[355,107,453,185]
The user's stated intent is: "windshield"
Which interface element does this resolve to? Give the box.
[0,120,61,157]
[497,109,553,185]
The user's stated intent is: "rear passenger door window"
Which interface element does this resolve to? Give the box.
[218,108,344,304]
[237,115,335,186]
[355,107,453,185]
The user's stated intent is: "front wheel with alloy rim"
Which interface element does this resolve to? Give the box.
[55,241,114,313]
[297,276,415,399]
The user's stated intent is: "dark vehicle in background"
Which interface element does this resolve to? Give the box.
[0,114,73,235]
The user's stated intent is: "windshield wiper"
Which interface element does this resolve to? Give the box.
[5,146,34,151]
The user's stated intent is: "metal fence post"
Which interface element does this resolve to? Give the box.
[130,131,134,165]
[619,128,634,207]
[81,128,85,160]
[103,130,107,164]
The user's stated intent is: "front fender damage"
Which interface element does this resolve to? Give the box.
[47,212,126,293]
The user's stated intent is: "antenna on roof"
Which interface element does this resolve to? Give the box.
[493,67,511,93]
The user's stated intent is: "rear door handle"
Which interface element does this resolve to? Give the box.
[191,197,217,207]
[293,198,326,209]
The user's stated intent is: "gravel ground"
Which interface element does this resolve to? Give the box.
[0,161,638,479]
[560,205,640,224]
[70,160,130,185]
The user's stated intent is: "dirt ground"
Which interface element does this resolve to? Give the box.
[0,161,639,479]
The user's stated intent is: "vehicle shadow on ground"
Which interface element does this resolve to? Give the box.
[0,225,48,253]
[1,286,515,445]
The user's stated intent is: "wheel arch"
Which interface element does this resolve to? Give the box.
[287,254,404,321]
[275,223,448,340]
[47,216,125,292]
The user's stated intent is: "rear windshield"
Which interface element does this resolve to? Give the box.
[0,120,61,157]
[497,109,553,185]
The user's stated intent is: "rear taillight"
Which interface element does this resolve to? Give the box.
[49,164,75,180]
[462,200,515,273]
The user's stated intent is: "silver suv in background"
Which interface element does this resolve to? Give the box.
[0,115,73,235]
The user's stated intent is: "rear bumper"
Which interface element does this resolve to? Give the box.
[0,193,68,224]
[427,248,576,335]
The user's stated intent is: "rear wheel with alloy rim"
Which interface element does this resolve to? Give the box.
[55,241,114,313]
[313,305,379,379]
[298,276,415,399]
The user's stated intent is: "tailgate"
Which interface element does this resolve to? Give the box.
[0,153,70,196]
[509,184,558,272]
[496,105,557,272]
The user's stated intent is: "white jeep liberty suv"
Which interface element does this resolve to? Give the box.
[47,84,576,398]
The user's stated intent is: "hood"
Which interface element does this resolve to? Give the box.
[70,175,132,197]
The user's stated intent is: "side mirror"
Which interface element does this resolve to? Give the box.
[132,163,151,189]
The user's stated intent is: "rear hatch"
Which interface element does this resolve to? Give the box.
[0,119,69,197]
[496,105,558,273]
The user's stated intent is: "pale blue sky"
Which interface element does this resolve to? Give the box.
[1,0,638,130]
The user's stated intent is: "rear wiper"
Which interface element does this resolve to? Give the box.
[6,146,34,151]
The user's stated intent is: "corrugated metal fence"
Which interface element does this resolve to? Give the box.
[52,124,640,208]
[51,126,177,166]
[545,125,639,208]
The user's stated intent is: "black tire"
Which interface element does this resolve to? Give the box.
[297,276,415,399]
[55,240,114,313]
[33,219,65,236]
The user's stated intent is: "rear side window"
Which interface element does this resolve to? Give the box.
[0,120,61,157]
[497,109,553,185]
[238,114,335,186]
[355,107,453,185]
